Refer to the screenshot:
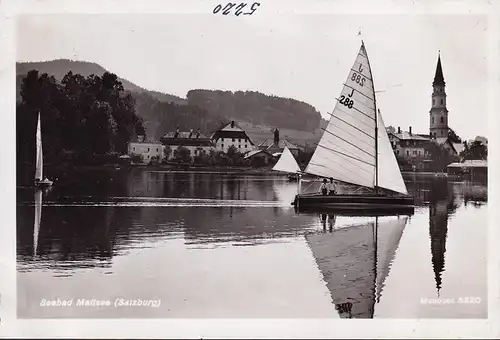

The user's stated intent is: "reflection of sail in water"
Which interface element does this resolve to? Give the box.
[375,216,408,303]
[34,189,43,257]
[306,215,408,318]
[272,181,300,205]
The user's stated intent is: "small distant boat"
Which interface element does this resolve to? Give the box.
[34,111,53,189]
[434,172,448,178]
[291,41,414,213]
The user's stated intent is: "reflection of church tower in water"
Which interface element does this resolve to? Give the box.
[428,179,454,296]
[429,202,449,295]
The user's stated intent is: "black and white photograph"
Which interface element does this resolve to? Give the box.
[0,0,497,338]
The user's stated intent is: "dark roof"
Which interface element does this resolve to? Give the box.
[258,139,299,150]
[433,54,445,86]
[162,131,209,139]
[129,140,163,145]
[211,130,254,144]
[434,137,459,154]
[435,137,451,145]
[161,139,214,147]
[390,132,430,141]
[243,149,272,159]
[211,121,243,133]
[160,131,213,147]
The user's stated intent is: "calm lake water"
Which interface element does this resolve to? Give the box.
[17,168,488,318]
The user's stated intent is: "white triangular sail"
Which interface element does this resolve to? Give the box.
[34,189,42,256]
[272,146,301,173]
[377,110,408,195]
[305,43,377,188]
[35,112,43,181]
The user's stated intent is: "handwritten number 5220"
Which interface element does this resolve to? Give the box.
[213,2,261,16]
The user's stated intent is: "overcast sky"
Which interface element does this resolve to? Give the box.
[16,11,489,140]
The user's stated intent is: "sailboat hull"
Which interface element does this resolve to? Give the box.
[293,193,414,215]
[35,179,53,188]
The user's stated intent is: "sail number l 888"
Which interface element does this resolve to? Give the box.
[351,72,366,87]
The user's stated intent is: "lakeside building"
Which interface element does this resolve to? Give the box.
[447,159,487,180]
[210,121,255,153]
[127,135,165,164]
[388,127,432,170]
[257,128,300,157]
[160,128,214,160]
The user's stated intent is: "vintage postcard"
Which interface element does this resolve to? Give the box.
[0,0,498,338]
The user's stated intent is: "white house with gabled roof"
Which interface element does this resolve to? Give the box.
[210,121,255,153]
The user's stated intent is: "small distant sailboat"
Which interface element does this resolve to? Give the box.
[434,172,448,178]
[34,111,53,188]
[272,146,301,182]
[292,42,414,214]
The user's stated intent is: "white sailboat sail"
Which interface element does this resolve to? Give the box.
[376,110,408,195]
[272,146,301,173]
[35,112,43,181]
[34,189,42,256]
[305,43,377,188]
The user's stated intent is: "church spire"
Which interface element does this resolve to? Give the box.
[433,52,445,86]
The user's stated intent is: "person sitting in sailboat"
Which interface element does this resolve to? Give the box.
[328,177,337,195]
[320,179,328,195]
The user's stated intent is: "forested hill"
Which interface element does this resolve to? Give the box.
[16,60,186,105]
[186,90,322,131]
[16,59,324,144]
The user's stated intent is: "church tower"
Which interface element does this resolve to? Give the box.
[429,53,449,139]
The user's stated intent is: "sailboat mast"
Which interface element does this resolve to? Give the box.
[375,109,379,192]
[363,41,379,193]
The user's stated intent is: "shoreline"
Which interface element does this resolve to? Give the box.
[21,164,485,180]
[31,164,288,176]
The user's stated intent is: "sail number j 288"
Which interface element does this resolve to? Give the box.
[339,95,354,109]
